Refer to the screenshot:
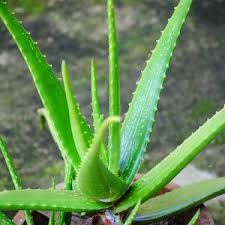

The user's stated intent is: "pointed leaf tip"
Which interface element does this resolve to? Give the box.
[77,117,126,203]
[107,0,121,174]
[119,0,193,184]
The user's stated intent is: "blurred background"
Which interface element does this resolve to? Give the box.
[1,0,225,223]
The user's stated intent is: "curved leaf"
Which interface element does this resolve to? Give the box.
[0,190,109,212]
[0,2,80,169]
[77,117,126,203]
[119,0,192,184]
[133,178,225,223]
[116,106,225,212]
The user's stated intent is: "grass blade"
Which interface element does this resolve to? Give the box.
[48,179,56,225]
[132,179,225,223]
[77,117,126,203]
[0,2,80,169]
[119,0,192,184]
[116,106,225,212]
[57,163,74,225]
[124,200,141,225]
[62,61,93,158]
[0,190,110,212]
[0,137,33,225]
[0,138,22,189]
[108,0,121,174]
[188,209,200,225]
[0,212,15,225]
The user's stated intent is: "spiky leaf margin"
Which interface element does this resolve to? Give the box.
[119,0,193,184]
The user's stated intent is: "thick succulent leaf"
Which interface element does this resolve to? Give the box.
[108,0,121,174]
[116,106,225,212]
[0,137,34,225]
[77,117,126,203]
[62,61,93,158]
[91,60,108,164]
[0,190,109,212]
[0,2,80,169]
[132,178,225,223]
[0,212,15,225]
[119,0,192,184]
[187,209,200,225]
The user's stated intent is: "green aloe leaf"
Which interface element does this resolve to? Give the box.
[132,178,225,223]
[116,106,225,212]
[0,190,109,212]
[0,2,80,169]
[188,209,200,225]
[108,0,121,174]
[77,117,126,203]
[119,0,192,184]
[0,212,15,225]
[62,61,93,158]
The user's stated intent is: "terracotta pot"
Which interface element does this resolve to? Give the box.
[13,182,215,225]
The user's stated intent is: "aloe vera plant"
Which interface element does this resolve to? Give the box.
[0,0,225,224]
